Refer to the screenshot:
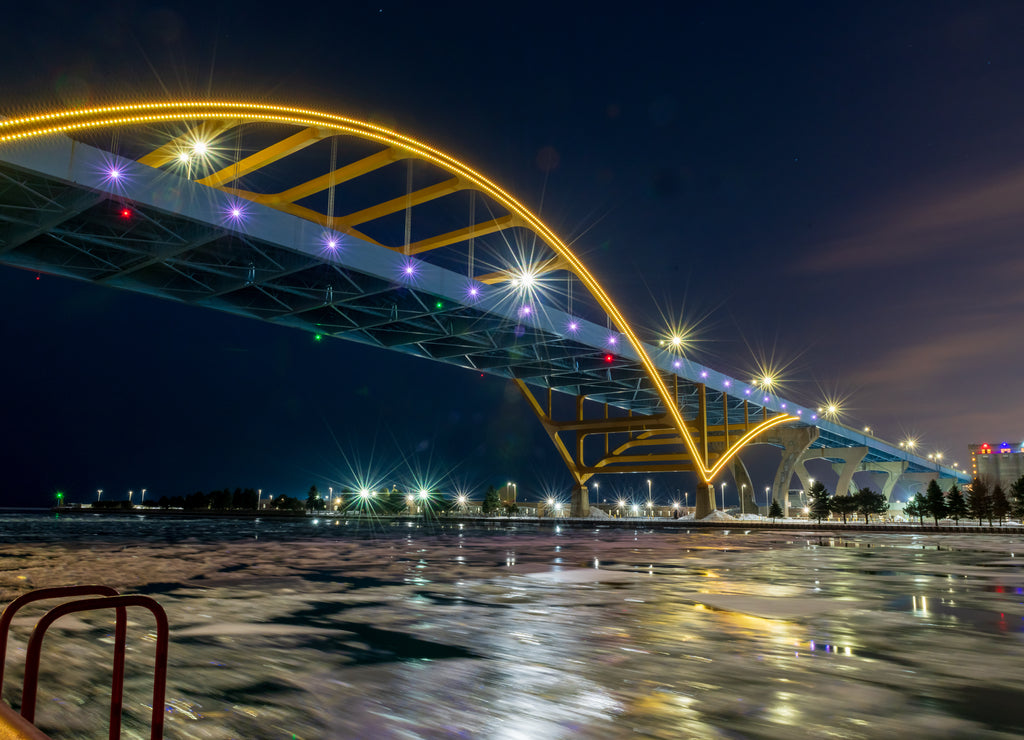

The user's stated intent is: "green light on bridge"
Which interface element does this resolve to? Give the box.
[313,333,323,342]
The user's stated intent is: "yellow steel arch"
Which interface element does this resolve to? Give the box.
[0,101,794,482]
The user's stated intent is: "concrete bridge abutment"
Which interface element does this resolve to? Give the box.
[571,483,590,518]
[770,427,819,517]
[694,483,717,519]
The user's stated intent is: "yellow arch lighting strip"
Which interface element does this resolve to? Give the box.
[0,101,794,482]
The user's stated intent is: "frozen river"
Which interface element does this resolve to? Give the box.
[2,512,1024,738]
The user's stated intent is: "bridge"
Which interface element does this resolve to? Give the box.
[0,102,967,517]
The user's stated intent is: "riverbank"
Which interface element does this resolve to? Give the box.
[51,506,1024,534]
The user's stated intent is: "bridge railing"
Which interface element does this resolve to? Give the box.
[0,586,168,740]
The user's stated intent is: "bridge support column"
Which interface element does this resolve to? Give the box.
[826,447,868,501]
[730,458,757,514]
[571,484,590,518]
[771,427,819,517]
[863,461,908,503]
[881,464,906,502]
[900,472,938,498]
[694,483,717,519]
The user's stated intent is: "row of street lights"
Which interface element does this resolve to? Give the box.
[96,488,146,504]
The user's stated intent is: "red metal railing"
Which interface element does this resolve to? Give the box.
[0,587,168,739]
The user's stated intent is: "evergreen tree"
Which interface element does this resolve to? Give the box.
[1010,475,1024,521]
[854,487,889,523]
[380,486,404,514]
[830,493,858,524]
[768,499,783,521]
[903,493,927,524]
[306,485,320,511]
[968,478,991,526]
[992,484,1010,525]
[945,483,968,524]
[807,481,831,523]
[924,479,947,525]
[482,485,501,515]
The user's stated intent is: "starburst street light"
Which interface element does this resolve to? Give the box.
[818,402,840,419]
[510,266,539,292]
[658,329,692,354]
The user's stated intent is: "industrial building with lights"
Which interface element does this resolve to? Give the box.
[969,443,1024,488]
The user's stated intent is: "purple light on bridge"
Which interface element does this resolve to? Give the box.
[673,360,681,369]
[724,380,731,387]
[744,388,752,396]
[465,283,481,302]
[565,319,579,334]
[701,371,708,378]
[224,201,247,225]
[322,232,341,251]
[763,396,769,402]
[812,414,818,420]
[99,158,130,191]
[519,305,533,317]
[606,334,618,347]
[399,258,420,282]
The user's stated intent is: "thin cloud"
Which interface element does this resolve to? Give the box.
[796,164,1024,274]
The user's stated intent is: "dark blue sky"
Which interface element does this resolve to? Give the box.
[2,2,1022,505]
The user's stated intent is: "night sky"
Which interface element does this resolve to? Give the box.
[2,2,1022,507]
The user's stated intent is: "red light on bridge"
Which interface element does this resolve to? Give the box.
[604,353,614,364]
[120,208,131,219]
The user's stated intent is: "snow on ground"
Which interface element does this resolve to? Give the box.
[700,510,736,522]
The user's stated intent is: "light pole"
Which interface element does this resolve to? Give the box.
[141,488,146,505]
[741,483,746,511]
[97,489,103,502]
[684,491,689,513]
[128,490,133,507]
[256,489,261,510]
[647,479,652,503]
[764,485,770,515]
[719,482,726,512]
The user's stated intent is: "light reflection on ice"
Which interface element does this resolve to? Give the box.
[0,516,1023,737]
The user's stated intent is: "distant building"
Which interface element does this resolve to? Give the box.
[969,442,1024,489]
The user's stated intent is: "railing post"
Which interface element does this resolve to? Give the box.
[19,595,168,740]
